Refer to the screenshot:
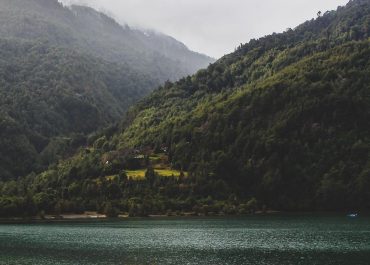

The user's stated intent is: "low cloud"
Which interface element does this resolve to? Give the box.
[59,0,349,58]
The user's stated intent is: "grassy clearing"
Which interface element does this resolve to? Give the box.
[155,169,187,177]
[125,170,146,180]
[125,169,187,180]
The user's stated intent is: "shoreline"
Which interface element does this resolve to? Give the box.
[0,210,362,223]
[0,210,281,223]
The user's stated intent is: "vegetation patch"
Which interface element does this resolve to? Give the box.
[125,169,187,179]
[155,169,187,178]
[125,170,147,180]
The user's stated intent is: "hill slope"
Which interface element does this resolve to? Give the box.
[0,39,156,179]
[1,0,369,217]
[0,0,214,179]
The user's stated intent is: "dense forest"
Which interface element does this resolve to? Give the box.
[1,0,370,217]
[0,39,157,179]
[0,0,214,180]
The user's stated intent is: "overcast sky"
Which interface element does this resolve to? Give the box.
[60,0,349,58]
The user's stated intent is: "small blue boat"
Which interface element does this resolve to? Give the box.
[347,213,358,218]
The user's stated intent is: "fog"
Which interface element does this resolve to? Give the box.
[59,0,349,58]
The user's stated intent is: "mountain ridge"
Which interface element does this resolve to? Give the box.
[0,0,369,217]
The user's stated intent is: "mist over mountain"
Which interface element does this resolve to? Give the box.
[0,0,214,81]
[58,0,349,58]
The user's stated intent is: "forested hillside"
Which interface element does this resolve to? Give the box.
[0,0,214,180]
[1,0,369,217]
[0,39,156,179]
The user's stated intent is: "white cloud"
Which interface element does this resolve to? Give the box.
[59,0,349,58]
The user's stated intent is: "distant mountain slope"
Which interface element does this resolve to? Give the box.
[0,38,156,179]
[0,0,214,82]
[1,0,369,216]
[0,0,214,179]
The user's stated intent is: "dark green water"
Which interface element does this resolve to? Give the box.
[0,215,369,265]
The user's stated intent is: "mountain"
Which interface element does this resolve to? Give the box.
[0,39,156,179]
[1,0,369,217]
[0,0,214,180]
[0,0,214,82]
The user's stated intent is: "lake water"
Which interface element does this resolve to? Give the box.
[0,215,369,265]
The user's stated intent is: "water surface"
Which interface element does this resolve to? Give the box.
[0,215,369,265]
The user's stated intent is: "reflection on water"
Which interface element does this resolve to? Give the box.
[0,215,369,265]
